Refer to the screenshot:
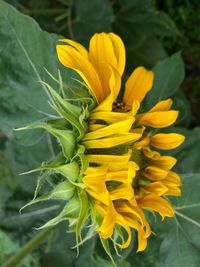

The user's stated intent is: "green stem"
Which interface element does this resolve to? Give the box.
[1,228,52,267]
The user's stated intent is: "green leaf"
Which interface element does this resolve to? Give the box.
[144,52,185,109]
[68,0,113,44]
[0,0,76,141]
[125,37,167,71]
[159,175,200,267]
[172,91,192,127]
[113,0,178,49]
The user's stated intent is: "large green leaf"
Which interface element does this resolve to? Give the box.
[143,52,185,109]
[159,175,200,267]
[67,0,113,44]
[113,0,178,49]
[0,0,78,141]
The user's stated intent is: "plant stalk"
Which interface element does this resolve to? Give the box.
[1,228,52,267]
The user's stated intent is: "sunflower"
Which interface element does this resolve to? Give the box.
[56,32,185,252]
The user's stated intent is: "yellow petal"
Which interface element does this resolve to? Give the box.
[162,171,182,186]
[90,111,132,124]
[150,156,177,170]
[108,33,126,75]
[59,38,88,57]
[131,99,140,116]
[138,195,174,219]
[89,32,125,76]
[89,33,117,72]
[97,200,116,239]
[142,147,160,159]
[137,110,179,128]
[124,67,154,106]
[116,202,151,242]
[143,182,168,196]
[115,214,132,249]
[56,44,104,102]
[83,118,134,140]
[109,184,136,205]
[87,149,132,164]
[150,133,185,150]
[165,187,181,196]
[161,171,182,196]
[82,132,142,149]
[144,166,168,181]
[134,136,150,150]
[92,64,121,109]
[148,98,173,112]
[88,124,105,131]
[106,170,129,182]
[83,167,109,204]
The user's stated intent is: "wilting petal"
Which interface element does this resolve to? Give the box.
[150,133,185,150]
[124,67,154,107]
[138,195,174,219]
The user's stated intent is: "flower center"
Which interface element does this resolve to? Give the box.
[112,101,131,112]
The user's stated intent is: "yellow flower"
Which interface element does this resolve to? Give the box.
[56,33,185,252]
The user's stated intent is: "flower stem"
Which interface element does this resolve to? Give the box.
[1,228,52,267]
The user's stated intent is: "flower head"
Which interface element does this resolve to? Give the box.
[56,32,185,251]
[21,32,185,262]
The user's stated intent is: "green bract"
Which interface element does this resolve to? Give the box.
[16,74,96,247]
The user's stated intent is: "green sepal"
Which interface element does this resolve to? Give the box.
[41,81,81,117]
[75,189,89,253]
[16,122,76,160]
[20,180,75,212]
[73,145,89,175]
[36,194,81,230]
[21,161,84,188]
[49,100,85,139]
[100,238,117,267]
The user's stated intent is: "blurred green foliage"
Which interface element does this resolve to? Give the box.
[0,0,199,266]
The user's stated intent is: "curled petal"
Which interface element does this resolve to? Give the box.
[138,195,174,219]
